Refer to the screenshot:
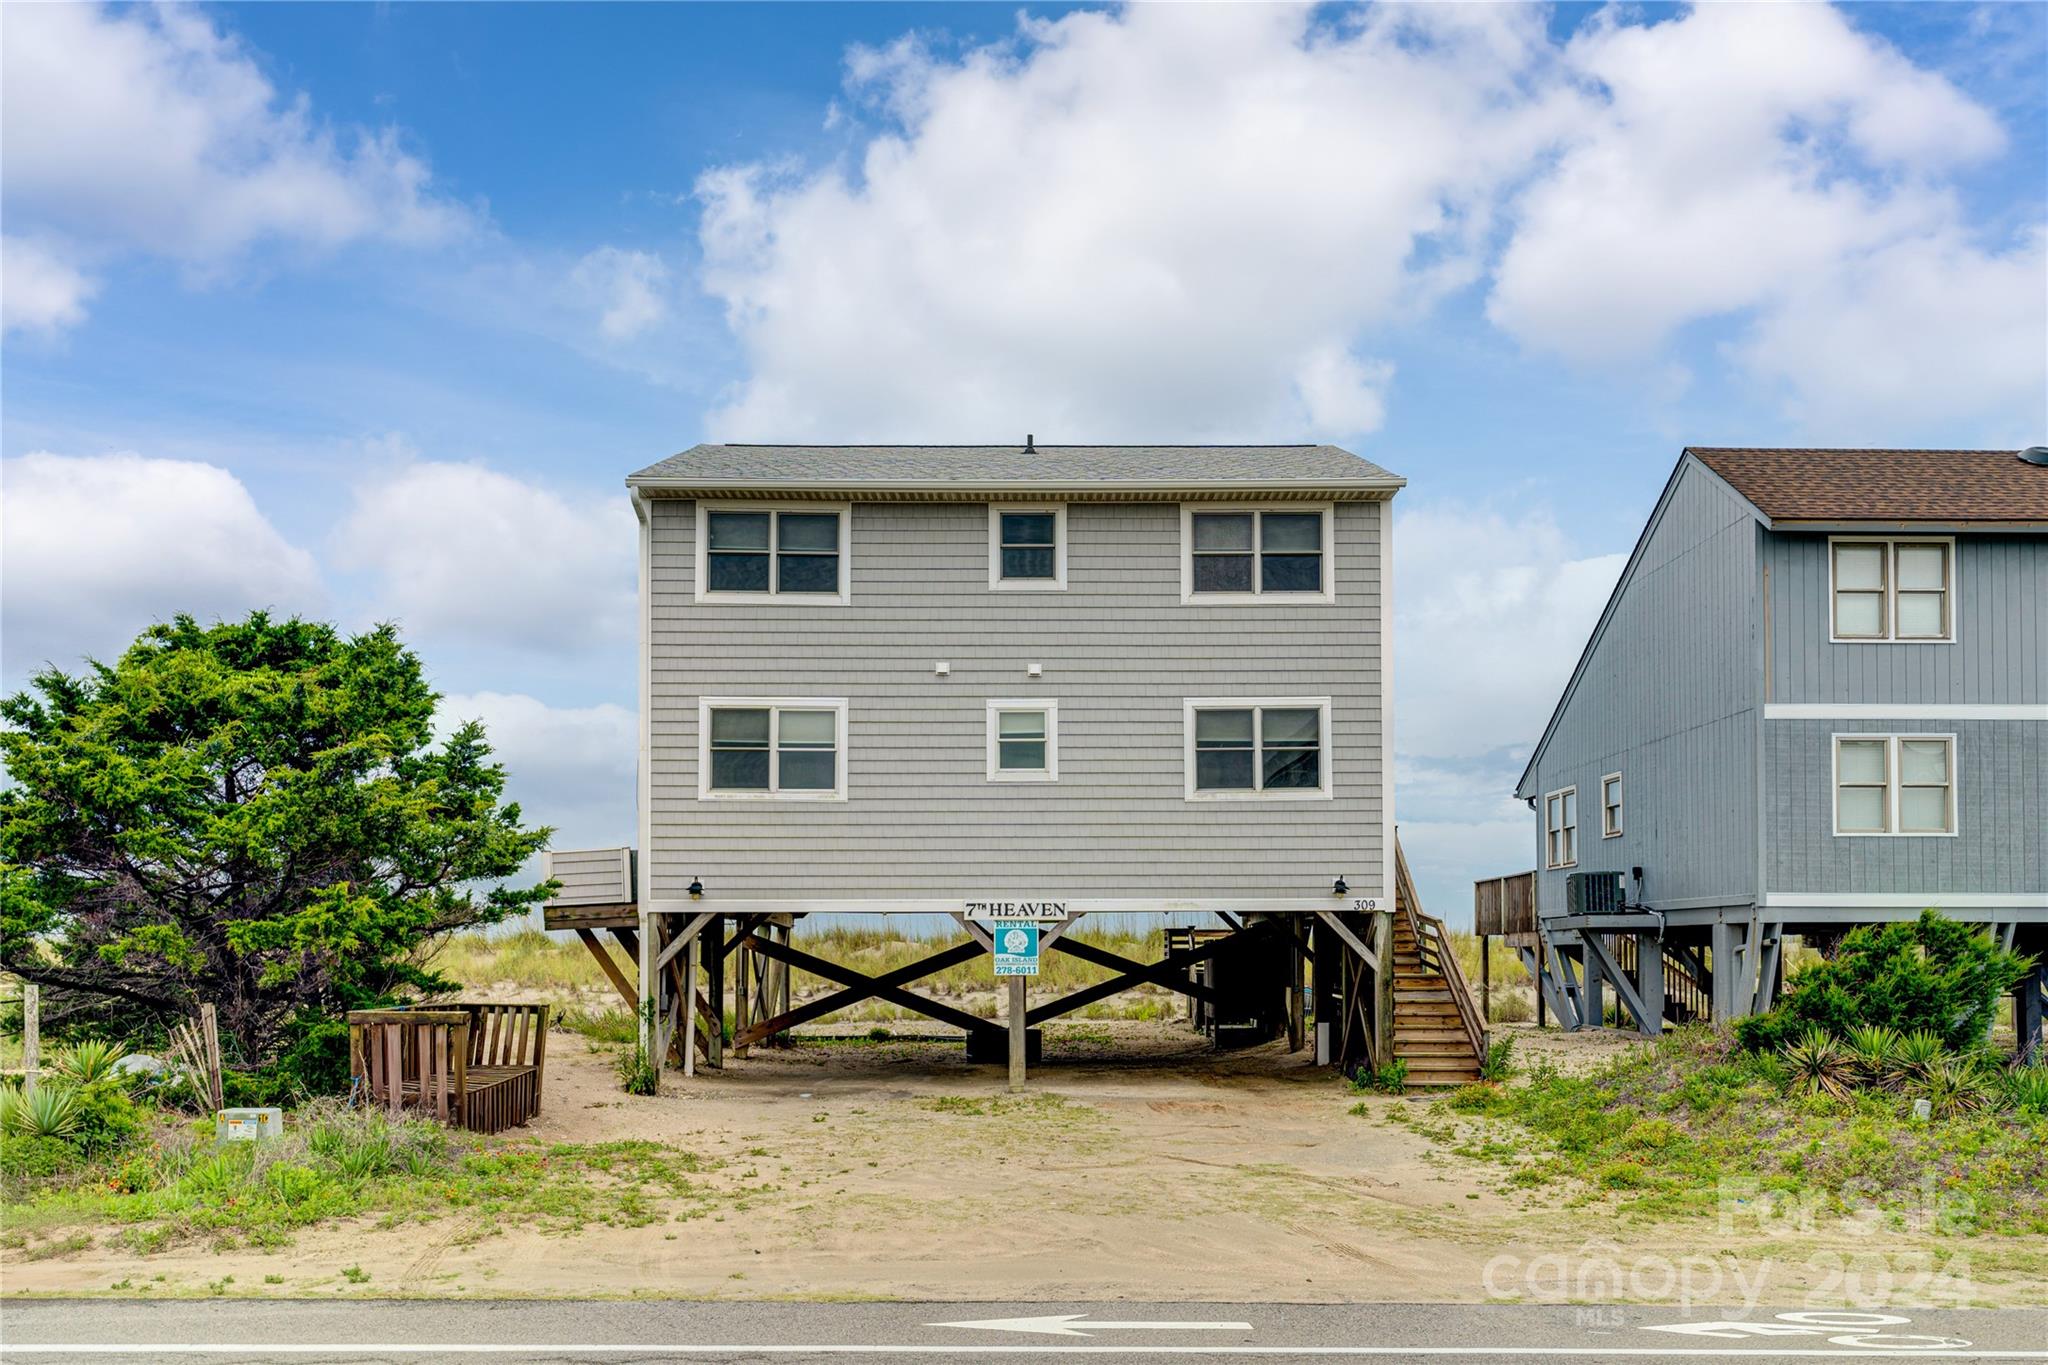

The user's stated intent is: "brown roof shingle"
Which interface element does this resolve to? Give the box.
[1689,447,2048,522]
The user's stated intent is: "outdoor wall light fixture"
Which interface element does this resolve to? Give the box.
[1332,875,1348,896]
[688,877,704,899]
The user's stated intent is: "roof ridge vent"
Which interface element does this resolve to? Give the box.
[2020,446,2048,467]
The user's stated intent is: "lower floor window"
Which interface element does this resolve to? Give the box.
[1834,734,1953,835]
[986,700,1058,780]
[702,700,846,798]
[1186,699,1330,797]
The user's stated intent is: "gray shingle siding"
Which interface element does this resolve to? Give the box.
[645,498,1387,901]
[1519,459,1762,913]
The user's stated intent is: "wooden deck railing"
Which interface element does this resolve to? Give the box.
[1396,843,1488,1064]
[347,1002,549,1135]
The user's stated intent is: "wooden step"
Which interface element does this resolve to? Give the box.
[1396,1027,1475,1044]
[1394,988,1454,1002]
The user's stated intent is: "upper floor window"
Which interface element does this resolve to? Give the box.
[697,504,850,604]
[1544,787,1577,868]
[1600,773,1623,838]
[989,504,1066,590]
[1181,506,1334,603]
[1833,734,1954,836]
[699,698,848,800]
[986,700,1059,781]
[1183,698,1332,799]
[1830,538,1952,643]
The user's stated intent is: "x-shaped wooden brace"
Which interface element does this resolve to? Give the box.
[730,932,997,1048]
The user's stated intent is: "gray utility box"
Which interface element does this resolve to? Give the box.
[1565,871,1628,916]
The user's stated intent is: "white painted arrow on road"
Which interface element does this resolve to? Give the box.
[930,1313,1255,1338]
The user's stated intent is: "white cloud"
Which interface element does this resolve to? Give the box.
[0,3,469,331]
[696,4,1569,442]
[1394,500,1625,762]
[1,236,98,335]
[334,460,636,655]
[1488,4,2038,434]
[0,451,324,680]
[435,692,636,853]
[697,3,2038,444]
[1734,227,2048,438]
[569,247,673,342]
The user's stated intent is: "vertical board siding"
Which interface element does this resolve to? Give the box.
[1764,533,2047,705]
[647,498,1388,900]
[1765,719,2044,895]
[1523,462,1761,913]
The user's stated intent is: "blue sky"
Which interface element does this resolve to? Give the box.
[3,2,2044,922]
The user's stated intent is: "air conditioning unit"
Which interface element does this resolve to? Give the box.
[1566,871,1628,916]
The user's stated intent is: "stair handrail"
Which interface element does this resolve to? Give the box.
[1395,839,1488,1066]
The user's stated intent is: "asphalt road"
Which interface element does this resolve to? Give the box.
[2,1300,2045,1363]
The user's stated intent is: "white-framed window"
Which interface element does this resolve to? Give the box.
[986,700,1058,781]
[1832,733,1956,836]
[1180,505,1336,604]
[1544,787,1577,869]
[988,504,1066,590]
[1600,773,1623,839]
[695,503,851,605]
[1829,538,1954,643]
[697,698,848,800]
[1182,697,1333,800]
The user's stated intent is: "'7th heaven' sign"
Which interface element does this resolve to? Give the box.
[964,901,1069,922]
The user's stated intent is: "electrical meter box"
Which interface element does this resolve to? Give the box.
[216,1107,284,1142]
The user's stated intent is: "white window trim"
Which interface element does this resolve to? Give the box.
[1827,536,1956,645]
[1179,503,1337,605]
[1544,786,1577,869]
[695,502,852,606]
[1831,732,1958,838]
[1182,697,1334,801]
[697,697,849,801]
[988,503,1067,591]
[1600,773,1623,839]
[985,699,1059,782]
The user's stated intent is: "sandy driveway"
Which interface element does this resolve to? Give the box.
[4,1022,2036,1305]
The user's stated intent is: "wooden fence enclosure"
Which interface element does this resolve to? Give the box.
[347,1003,549,1135]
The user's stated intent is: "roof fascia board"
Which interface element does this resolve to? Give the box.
[1764,518,2048,533]
[626,477,1405,501]
[1514,451,1754,799]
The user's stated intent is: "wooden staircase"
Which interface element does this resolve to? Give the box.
[1392,841,1486,1088]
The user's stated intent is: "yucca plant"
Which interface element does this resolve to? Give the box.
[1784,1026,1855,1099]
[0,1082,85,1139]
[1895,1029,1947,1082]
[1915,1055,1996,1119]
[1846,1025,1904,1090]
[49,1039,131,1087]
[2003,1066,2048,1117]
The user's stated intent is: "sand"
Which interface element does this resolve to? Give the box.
[4,1021,2036,1306]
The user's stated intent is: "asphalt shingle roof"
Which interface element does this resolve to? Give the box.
[628,443,1402,489]
[1690,447,2048,522]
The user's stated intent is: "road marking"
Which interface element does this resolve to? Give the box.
[4,1346,2044,1358]
[931,1314,1255,1337]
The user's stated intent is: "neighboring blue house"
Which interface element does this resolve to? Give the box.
[1514,447,2047,1046]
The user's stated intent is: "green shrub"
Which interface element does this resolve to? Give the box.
[1845,1025,1904,1089]
[1912,1055,1996,1119]
[1479,1037,1515,1082]
[68,1082,146,1158]
[1735,910,2031,1053]
[0,1133,78,1180]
